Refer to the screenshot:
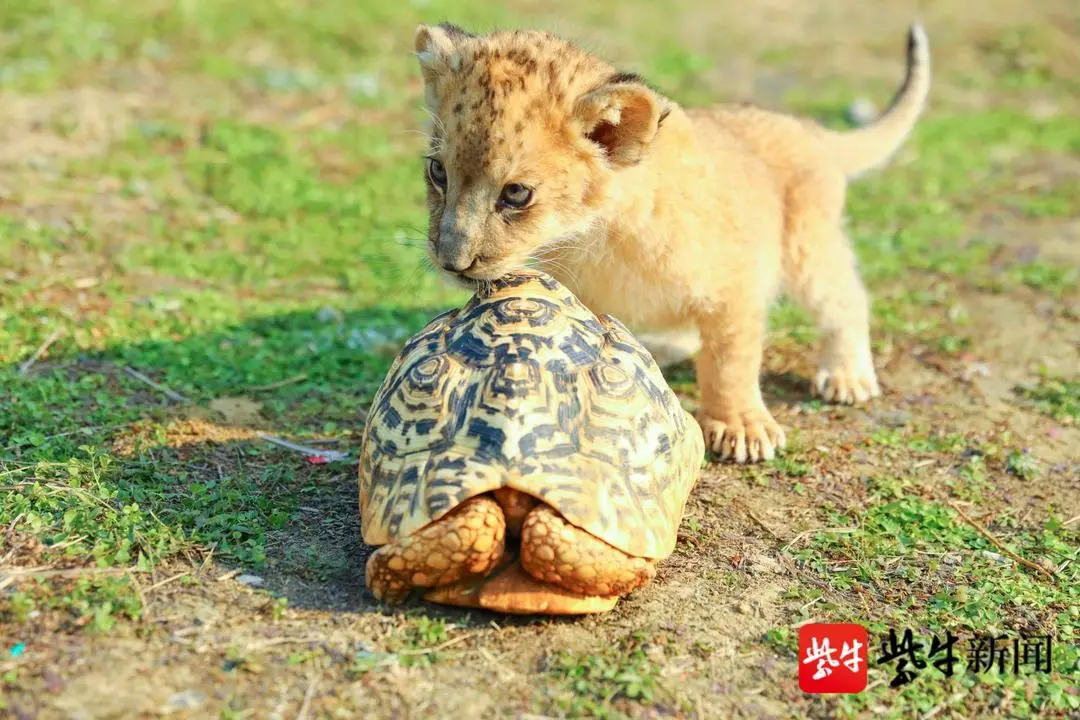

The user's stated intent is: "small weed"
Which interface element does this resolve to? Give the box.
[403,616,450,647]
[1015,373,1080,424]
[349,649,395,676]
[908,432,969,454]
[1006,178,1080,218]
[4,593,36,624]
[764,627,797,656]
[950,454,992,502]
[793,491,1079,714]
[269,597,289,623]
[550,633,664,719]
[936,333,971,355]
[222,647,264,674]
[770,454,812,478]
[389,617,452,668]
[286,650,319,666]
[1006,449,1039,480]
[3,1,1080,717]
[1006,260,1079,296]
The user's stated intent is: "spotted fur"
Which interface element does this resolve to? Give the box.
[412,22,931,465]
[358,270,704,559]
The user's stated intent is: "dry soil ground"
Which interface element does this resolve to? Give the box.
[1,0,1078,718]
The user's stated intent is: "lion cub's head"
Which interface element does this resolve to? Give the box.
[413,23,669,282]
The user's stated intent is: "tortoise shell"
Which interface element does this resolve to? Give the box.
[358,270,704,559]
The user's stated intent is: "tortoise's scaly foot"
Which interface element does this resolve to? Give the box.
[519,505,656,597]
[365,496,506,603]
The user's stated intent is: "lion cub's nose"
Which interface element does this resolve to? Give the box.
[439,256,479,274]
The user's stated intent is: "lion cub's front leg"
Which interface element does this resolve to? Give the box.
[694,299,785,463]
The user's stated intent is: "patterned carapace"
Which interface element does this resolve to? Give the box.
[358,270,704,559]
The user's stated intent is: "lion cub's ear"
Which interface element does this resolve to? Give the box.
[414,23,474,78]
[573,74,666,166]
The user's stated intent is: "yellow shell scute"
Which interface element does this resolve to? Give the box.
[358,270,704,558]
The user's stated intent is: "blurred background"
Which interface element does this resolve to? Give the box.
[2,1,1078,718]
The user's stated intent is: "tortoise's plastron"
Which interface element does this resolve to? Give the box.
[358,270,704,614]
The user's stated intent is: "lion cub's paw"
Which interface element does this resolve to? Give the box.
[813,365,881,405]
[697,407,786,464]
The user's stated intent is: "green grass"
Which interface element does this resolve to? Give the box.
[0,0,514,93]
[1015,372,1080,425]
[1005,177,1080,219]
[845,111,1080,283]
[2,0,1080,717]
[346,616,457,673]
[976,24,1077,93]
[1005,260,1080,296]
[5,90,1075,703]
[549,632,668,719]
[0,447,178,632]
[786,483,1079,717]
[387,616,453,668]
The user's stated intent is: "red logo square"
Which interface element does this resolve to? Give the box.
[798,623,869,694]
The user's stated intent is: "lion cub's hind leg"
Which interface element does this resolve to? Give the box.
[783,171,882,404]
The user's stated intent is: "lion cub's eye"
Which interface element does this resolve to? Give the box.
[497,183,534,210]
[427,158,447,189]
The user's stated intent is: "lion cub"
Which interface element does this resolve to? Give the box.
[412,22,930,463]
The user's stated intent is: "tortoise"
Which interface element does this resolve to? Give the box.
[357,270,704,614]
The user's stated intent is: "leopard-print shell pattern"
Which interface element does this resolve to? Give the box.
[358,270,704,559]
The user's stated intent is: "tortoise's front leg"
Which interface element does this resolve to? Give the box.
[519,505,656,597]
[365,496,506,603]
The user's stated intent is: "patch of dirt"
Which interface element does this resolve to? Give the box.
[109,417,264,458]
[7,339,1079,717]
[981,215,1080,271]
[0,89,142,166]
[0,73,413,171]
[5,2,1080,717]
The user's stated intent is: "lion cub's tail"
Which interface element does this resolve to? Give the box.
[821,23,931,179]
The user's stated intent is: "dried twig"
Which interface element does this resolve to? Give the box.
[296,676,319,720]
[249,375,308,391]
[1,513,24,562]
[145,572,189,595]
[949,502,1057,582]
[1063,514,1079,528]
[19,329,63,375]
[731,498,783,541]
[128,569,151,621]
[123,366,189,403]
[781,525,860,554]
[46,536,87,552]
[197,543,218,576]
[258,433,349,461]
[245,636,324,652]
[396,632,477,656]
[0,566,42,591]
